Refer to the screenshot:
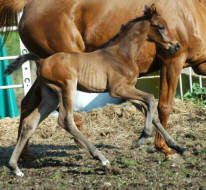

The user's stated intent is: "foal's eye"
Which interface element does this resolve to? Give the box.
[157,24,165,31]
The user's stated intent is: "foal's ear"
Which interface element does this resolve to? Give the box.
[144,4,158,18]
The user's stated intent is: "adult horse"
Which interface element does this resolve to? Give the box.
[1,0,206,159]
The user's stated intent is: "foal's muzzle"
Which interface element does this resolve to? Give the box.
[168,42,181,55]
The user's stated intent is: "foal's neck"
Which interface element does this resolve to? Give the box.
[111,21,150,64]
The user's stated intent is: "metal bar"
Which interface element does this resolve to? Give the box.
[139,76,160,79]
[18,12,32,95]
[199,75,203,88]
[0,56,19,61]
[0,84,23,90]
[189,67,193,93]
[179,74,184,101]
[0,26,18,32]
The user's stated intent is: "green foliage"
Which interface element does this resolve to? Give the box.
[184,83,206,106]
[4,32,20,57]
[3,32,24,101]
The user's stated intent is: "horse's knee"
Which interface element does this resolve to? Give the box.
[20,117,37,139]
[21,123,33,138]
[73,114,87,137]
[158,103,171,125]
[145,94,155,110]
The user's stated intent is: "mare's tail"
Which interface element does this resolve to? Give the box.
[0,0,28,43]
[4,53,39,75]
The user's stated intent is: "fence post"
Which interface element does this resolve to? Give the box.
[179,74,183,101]
[18,13,32,95]
[189,67,193,93]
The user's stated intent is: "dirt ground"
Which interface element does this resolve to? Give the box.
[0,99,206,190]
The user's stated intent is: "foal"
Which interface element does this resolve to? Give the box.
[7,6,183,177]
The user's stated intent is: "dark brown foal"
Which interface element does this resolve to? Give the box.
[6,6,184,177]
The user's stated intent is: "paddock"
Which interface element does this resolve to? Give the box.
[0,6,206,189]
[0,98,205,189]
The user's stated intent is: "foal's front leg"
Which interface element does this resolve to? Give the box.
[110,83,185,154]
[110,83,155,146]
[58,80,110,167]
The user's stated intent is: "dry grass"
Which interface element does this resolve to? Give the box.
[0,98,206,190]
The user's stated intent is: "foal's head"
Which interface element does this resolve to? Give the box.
[144,4,180,55]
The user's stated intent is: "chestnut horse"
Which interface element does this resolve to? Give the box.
[1,0,206,159]
[6,7,184,176]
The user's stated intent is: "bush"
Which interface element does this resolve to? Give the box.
[184,83,206,106]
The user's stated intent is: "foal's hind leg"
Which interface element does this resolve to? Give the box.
[57,80,110,167]
[18,78,41,161]
[110,84,155,146]
[9,85,58,176]
[19,79,85,160]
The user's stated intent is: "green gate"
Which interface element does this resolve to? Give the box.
[0,36,19,119]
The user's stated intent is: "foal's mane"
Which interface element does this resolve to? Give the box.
[100,15,149,49]
[100,4,158,49]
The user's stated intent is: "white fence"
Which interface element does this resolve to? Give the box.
[0,25,32,95]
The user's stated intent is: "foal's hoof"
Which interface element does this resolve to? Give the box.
[174,145,186,155]
[14,168,24,177]
[131,138,146,149]
[136,137,147,147]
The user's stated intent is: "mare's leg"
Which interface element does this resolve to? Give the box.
[156,55,186,159]
[192,62,206,75]
[58,80,110,167]
[110,84,184,154]
[9,85,59,176]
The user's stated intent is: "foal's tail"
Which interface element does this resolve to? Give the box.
[4,53,39,75]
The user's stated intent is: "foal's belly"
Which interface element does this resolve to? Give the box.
[77,72,108,93]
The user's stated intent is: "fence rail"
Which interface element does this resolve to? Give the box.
[0,56,19,61]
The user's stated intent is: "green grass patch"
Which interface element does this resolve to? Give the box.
[184,83,206,106]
